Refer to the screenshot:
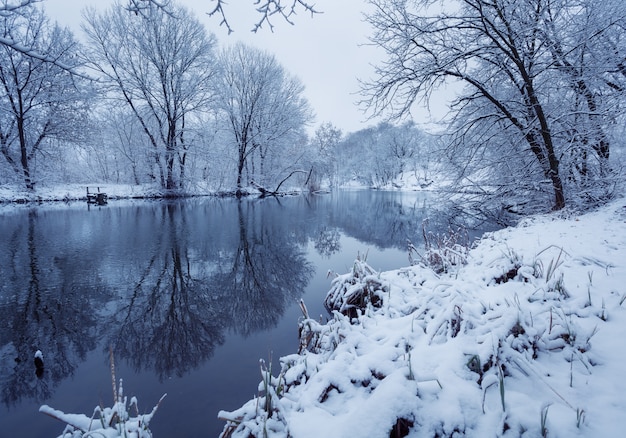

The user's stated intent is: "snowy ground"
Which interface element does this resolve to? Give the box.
[218,197,626,437]
[0,170,439,204]
[0,182,304,206]
[0,183,201,204]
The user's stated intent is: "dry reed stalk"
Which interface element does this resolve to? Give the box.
[109,346,117,403]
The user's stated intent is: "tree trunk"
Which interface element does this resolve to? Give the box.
[166,150,175,190]
[17,116,34,190]
[236,153,245,196]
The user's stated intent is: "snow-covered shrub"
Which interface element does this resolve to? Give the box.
[297,311,341,354]
[40,351,165,438]
[40,378,165,438]
[409,220,470,274]
[218,358,291,438]
[324,256,389,320]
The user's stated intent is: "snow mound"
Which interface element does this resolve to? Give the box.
[40,379,165,438]
[219,199,626,437]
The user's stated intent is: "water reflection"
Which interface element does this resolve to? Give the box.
[214,201,313,337]
[107,202,231,379]
[0,191,489,410]
[106,200,313,379]
[1,210,102,406]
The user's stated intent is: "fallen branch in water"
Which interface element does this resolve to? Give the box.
[250,170,308,197]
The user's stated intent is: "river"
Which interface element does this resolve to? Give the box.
[0,190,495,437]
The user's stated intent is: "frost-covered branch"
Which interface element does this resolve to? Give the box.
[0,0,40,16]
[124,0,173,18]
[0,1,90,78]
[0,34,92,80]
[208,0,320,34]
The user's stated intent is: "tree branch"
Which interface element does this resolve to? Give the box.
[208,0,321,34]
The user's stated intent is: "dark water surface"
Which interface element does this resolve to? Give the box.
[0,190,494,437]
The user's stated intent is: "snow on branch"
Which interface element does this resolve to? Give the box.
[0,0,41,16]
[124,0,173,18]
[0,35,94,80]
[208,0,320,34]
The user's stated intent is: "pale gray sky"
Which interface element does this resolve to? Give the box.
[43,0,393,134]
[44,1,450,133]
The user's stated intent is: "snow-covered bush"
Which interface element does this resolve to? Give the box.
[409,220,470,274]
[40,378,165,438]
[40,351,165,438]
[323,255,389,320]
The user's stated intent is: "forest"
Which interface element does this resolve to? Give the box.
[1,0,625,213]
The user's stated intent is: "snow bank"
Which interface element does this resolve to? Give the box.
[0,183,173,204]
[219,198,626,437]
[0,182,295,205]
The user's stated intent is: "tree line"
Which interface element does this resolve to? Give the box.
[0,0,315,194]
[2,0,624,213]
[306,120,440,192]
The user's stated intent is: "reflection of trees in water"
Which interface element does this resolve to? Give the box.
[213,201,313,336]
[0,192,489,407]
[108,200,313,377]
[0,210,101,407]
[307,191,488,252]
[109,204,229,380]
[329,191,430,250]
[0,199,316,402]
[314,227,341,258]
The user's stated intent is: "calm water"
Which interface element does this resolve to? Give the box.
[0,190,493,437]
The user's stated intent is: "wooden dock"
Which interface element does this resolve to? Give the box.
[86,187,108,205]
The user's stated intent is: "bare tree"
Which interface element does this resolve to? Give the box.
[307,122,342,189]
[0,4,91,189]
[538,0,625,196]
[83,2,218,190]
[216,42,313,195]
[362,0,626,211]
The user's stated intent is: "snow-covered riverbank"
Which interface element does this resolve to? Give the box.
[0,182,310,206]
[219,197,626,437]
[0,183,205,204]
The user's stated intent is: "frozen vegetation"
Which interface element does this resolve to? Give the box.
[40,379,165,438]
[216,197,626,437]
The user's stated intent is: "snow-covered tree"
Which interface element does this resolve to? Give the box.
[83,2,219,190]
[306,122,342,190]
[362,0,626,211]
[0,4,91,189]
[215,42,313,195]
[334,122,434,189]
[538,0,624,201]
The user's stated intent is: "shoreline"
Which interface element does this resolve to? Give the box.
[0,182,441,205]
[218,197,626,437]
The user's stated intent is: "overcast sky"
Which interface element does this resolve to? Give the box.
[43,0,401,134]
